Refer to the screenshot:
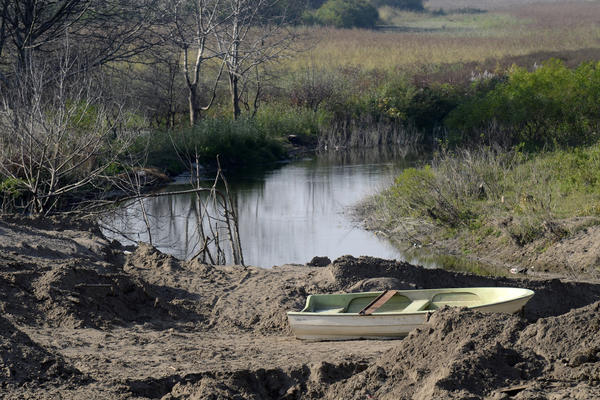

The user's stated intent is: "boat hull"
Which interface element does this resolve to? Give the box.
[288,313,429,340]
[287,287,534,341]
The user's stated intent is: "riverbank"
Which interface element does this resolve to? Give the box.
[360,208,600,281]
[358,145,600,280]
[2,216,600,398]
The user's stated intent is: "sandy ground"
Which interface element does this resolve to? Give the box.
[2,216,600,399]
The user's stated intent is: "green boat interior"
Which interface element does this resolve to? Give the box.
[301,290,487,314]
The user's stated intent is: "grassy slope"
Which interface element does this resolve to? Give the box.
[365,145,600,278]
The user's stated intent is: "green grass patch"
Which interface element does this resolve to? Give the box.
[446,59,600,150]
[378,7,524,32]
[254,104,330,138]
[136,104,334,175]
[376,144,600,246]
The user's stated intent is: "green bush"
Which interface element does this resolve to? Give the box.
[0,177,26,199]
[406,84,462,132]
[387,164,476,227]
[372,77,416,121]
[446,59,600,150]
[371,77,462,134]
[311,0,379,28]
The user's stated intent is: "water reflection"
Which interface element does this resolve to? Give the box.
[101,147,419,267]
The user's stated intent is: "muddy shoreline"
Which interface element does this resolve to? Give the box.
[2,216,600,399]
[355,195,600,282]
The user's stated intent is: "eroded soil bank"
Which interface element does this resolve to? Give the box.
[1,216,600,399]
[358,197,600,281]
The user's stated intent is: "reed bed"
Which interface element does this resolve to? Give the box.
[289,1,600,73]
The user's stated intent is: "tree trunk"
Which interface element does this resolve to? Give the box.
[188,83,200,126]
[229,73,241,120]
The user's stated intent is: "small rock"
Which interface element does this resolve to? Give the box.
[569,348,599,367]
[307,256,331,267]
[510,267,527,274]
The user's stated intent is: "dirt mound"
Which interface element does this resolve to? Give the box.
[128,361,368,400]
[125,242,182,272]
[32,261,180,328]
[347,277,416,292]
[329,255,515,292]
[0,252,195,330]
[4,217,600,399]
[122,245,337,335]
[321,307,541,399]
[0,315,82,387]
[518,301,600,387]
[319,302,600,400]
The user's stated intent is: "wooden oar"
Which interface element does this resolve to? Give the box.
[358,290,398,316]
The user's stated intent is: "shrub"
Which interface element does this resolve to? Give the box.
[446,59,600,150]
[311,0,379,28]
[372,77,462,134]
[287,66,340,112]
[372,77,416,121]
[387,162,477,227]
[0,177,26,203]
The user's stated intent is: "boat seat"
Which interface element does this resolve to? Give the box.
[316,307,346,314]
[402,299,431,313]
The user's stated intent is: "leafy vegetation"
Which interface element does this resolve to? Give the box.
[302,0,424,27]
[308,0,379,28]
[142,116,292,176]
[3,0,600,215]
[375,144,600,246]
[446,60,600,150]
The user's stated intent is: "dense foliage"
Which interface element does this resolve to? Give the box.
[309,0,379,28]
[446,60,600,150]
[142,110,325,175]
[294,60,600,152]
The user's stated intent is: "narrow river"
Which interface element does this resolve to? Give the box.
[101,148,421,268]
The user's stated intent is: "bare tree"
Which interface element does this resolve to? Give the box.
[0,45,138,214]
[135,44,186,130]
[216,0,297,119]
[165,0,228,126]
[0,0,87,71]
[99,162,245,266]
[0,0,162,84]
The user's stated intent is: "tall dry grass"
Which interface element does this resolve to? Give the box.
[425,0,586,12]
[288,1,600,73]
[504,2,600,28]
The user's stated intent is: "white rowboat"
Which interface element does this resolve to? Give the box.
[287,287,534,340]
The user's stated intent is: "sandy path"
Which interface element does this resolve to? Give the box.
[23,326,396,382]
